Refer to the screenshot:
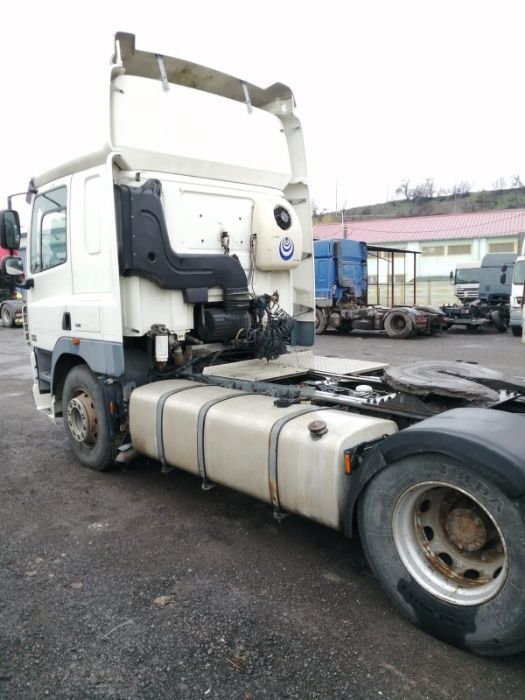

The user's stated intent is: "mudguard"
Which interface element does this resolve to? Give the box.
[344,407,525,537]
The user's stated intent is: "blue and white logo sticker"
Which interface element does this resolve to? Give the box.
[279,236,294,261]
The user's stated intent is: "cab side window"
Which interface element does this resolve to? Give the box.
[30,186,67,273]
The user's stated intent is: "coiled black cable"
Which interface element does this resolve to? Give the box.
[246,307,296,361]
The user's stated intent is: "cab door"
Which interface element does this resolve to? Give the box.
[27,180,73,351]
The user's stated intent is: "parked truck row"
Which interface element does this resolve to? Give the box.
[3,33,525,657]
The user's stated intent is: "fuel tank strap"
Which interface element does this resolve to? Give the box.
[196,392,247,488]
[268,406,330,517]
[156,384,209,469]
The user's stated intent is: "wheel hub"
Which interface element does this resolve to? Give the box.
[67,391,98,445]
[392,482,508,606]
[445,507,487,551]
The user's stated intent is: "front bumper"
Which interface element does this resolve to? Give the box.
[510,307,523,329]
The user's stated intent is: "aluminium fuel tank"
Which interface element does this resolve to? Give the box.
[130,380,397,530]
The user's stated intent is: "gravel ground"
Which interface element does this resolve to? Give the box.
[1,326,525,699]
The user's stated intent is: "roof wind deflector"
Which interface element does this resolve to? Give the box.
[111,31,295,109]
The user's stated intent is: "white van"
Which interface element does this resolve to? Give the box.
[510,255,525,336]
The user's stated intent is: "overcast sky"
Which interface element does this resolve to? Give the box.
[1,0,524,218]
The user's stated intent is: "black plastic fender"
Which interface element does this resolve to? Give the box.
[343,407,525,537]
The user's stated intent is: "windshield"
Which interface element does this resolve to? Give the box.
[512,259,525,286]
[455,267,481,284]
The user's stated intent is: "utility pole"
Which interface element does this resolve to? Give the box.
[340,208,348,239]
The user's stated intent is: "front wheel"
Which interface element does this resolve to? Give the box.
[358,454,525,656]
[1,305,14,328]
[511,325,522,337]
[63,365,115,471]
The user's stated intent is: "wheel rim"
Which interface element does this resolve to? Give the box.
[2,308,12,323]
[66,389,98,448]
[392,481,508,606]
[391,315,407,331]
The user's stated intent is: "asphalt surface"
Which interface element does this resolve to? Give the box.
[1,326,525,699]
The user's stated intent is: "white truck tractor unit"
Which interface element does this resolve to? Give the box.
[4,33,525,657]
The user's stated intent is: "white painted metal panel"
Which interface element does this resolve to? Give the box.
[111,75,292,190]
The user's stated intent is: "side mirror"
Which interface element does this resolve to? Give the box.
[449,270,454,281]
[500,272,507,285]
[501,264,508,272]
[1,255,24,285]
[0,209,21,250]
[4,255,23,276]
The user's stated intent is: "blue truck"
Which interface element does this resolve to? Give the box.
[314,239,444,338]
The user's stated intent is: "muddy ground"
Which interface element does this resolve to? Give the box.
[1,326,525,698]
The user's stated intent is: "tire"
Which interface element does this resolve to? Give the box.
[491,309,508,333]
[358,454,525,656]
[1,304,14,328]
[511,325,522,337]
[383,311,413,339]
[315,307,328,335]
[63,365,115,471]
[336,320,352,334]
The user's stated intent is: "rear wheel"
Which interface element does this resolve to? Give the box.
[315,307,328,335]
[383,311,413,339]
[511,325,522,337]
[63,365,115,471]
[336,320,352,334]
[491,308,509,333]
[1,305,14,328]
[358,454,525,656]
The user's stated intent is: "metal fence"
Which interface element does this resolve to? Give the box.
[367,280,456,307]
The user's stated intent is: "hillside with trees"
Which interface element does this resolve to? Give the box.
[313,176,525,223]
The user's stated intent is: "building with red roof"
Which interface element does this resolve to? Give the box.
[313,209,525,281]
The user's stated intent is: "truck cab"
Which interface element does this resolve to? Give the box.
[478,252,517,305]
[452,260,481,302]
[8,32,314,422]
[0,213,24,328]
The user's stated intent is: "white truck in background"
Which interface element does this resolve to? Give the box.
[452,260,481,302]
[4,33,525,657]
[510,255,524,337]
